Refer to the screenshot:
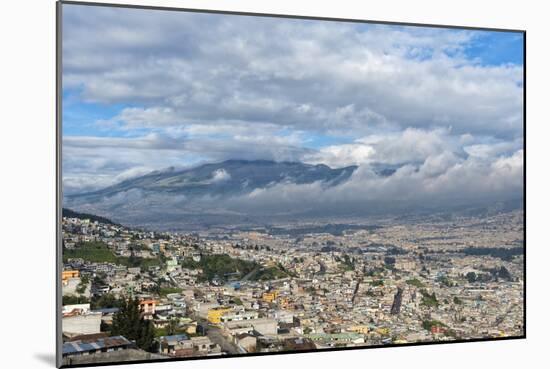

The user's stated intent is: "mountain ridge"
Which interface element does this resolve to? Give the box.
[67,159,358,201]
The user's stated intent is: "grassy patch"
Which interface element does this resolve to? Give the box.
[181,254,257,282]
[63,241,117,263]
[63,241,161,270]
[252,266,289,281]
[159,287,183,296]
[420,289,439,307]
[370,279,384,287]
[406,278,425,288]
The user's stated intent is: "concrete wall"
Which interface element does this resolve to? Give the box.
[62,313,102,336]
[63,349,167,366]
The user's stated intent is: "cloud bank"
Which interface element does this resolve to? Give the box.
[61,4,524,219]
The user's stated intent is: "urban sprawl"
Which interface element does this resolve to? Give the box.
[61,210,524,365]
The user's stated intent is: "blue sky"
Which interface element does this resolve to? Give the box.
[61,4,524,204]
[464,31,524,66]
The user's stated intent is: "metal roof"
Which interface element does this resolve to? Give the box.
[158,334,189,343]
[62,335,132,355]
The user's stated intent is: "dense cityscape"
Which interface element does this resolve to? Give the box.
[61,209,524,365]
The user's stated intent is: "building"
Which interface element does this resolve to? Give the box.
[305,332,365,345]
[262,290,279,303]
[236,333,257,352]
[62,270,80,282]
[207,306,232,324]
[190,336,221,356]
[62,335,133,358]
[219,310,259,323]
[348,325,370,334]
[139,299,157,315]
[157,334,193,357]
[224,318,278,336]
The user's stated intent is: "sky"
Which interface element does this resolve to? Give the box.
[62,4,524,211]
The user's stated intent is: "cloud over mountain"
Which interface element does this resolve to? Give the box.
[61,4,524,227]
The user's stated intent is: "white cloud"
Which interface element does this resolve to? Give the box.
[220,149,523,215]
[61,4,524,213]
[211,169,231,183]
[63,5,523,140]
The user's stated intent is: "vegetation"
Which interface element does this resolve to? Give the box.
[483,266,513,281]
[436,275,455,287]
[406,278,425,288]
[338,254,355,271]
[111,297,156,352]
[93,272,107,286]
[119,254,161,271]
[91,293,123,310]
[277,263,299,278]
[267,224,381,237]
[370,279,384,287]
[462,247,523,261]
[62,295,90,305]
[253,266,289,281]
[422,319,446,331]
[420,289,439,307]
[453,296,463,305]
[181,254,258,282]
[466,272,478,284]
[74,275,90,294]
[159,287,182,296]
[63,241,161,270]
[63,241,117,263]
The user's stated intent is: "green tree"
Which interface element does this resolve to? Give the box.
[166,318,178,336]
[466,272,477,283]
[62,295,89,305]
[91,293,122,310]
[111,297,156,352]
[137,320,156,352]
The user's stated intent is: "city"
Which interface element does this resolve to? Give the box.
[59,5,525,366]
[61,209,524,365]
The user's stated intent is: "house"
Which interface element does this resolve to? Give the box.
[190,336,221,355]
[220,310,259,323]
[236,333,257,352]
[62,335,133,358]
[207,306,232,324]
[282,337,316,351]
[224,318,278,336]
[262,290,279,303]
[139,299,157,315]
[306,332,365,346]
[157,334,192,357]
[62,270,80,282]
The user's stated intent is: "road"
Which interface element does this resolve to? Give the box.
[205,325,243,354]
[352,277,363,305]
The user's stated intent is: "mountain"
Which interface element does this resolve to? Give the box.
[68,160,357,202]
[64,160,358,229]
[64,159,522,231]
